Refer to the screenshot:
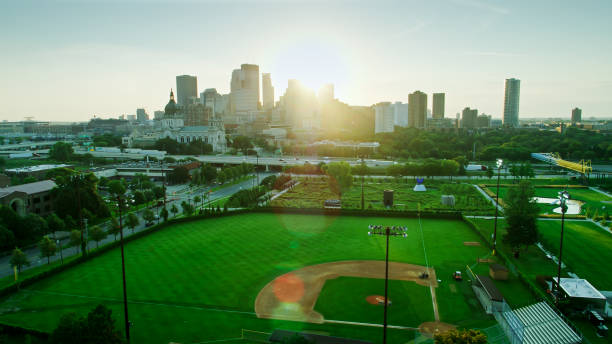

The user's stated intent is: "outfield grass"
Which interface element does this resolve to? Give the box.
[537,220,612,290]
[0,214,505,343]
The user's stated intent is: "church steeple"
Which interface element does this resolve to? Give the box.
[164,88,177,116]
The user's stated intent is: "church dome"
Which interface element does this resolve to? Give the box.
[164,89,177,116]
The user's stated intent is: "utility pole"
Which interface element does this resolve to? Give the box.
[492,159,502,255]
[117,194,130,342]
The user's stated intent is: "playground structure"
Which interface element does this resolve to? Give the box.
[531,153,592,175]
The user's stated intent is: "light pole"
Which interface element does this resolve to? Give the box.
[367,225,407,344]
[116,194,131,342]
[56,239,63,264]
[555,190,569,307]
[492,158,503,255]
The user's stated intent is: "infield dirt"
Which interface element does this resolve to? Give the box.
[255,260,437,323]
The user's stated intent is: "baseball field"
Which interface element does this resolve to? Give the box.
[0,213,517,343]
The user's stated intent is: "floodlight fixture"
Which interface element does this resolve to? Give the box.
[496,158,503,168]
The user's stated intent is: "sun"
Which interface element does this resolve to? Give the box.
[270,40,349,94]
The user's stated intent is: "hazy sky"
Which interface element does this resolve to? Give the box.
[1,0,611,122]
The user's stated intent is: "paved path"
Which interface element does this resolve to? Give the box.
[472,184,503,212]
[0,174,273,279]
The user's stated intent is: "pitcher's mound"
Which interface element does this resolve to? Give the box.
[366,295,392,305]
[418,322,456,337]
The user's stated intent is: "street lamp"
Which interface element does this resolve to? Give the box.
[115,193,131,342]
[56,239,63,264]
[555,190,570,307]
[367,225,407,344]
[492,158,503,255]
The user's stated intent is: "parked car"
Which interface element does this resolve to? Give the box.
[453,271,463,281]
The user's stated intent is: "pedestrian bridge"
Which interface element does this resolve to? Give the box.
[531,153,592,174]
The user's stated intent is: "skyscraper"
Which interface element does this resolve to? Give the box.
[571,107,582,124]
[230,64,260,113]
[461,107,478,128]
[432,93,445,119]
[318,84,334,103]
[408,91,427,128]
[503,78,520,127]
[176,75,198,106]
[374,102,394,134]
[262,73,274,110]
[136,108,149,122]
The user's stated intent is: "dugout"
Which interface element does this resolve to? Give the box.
[472,274,505,314]
[269,329,373,344]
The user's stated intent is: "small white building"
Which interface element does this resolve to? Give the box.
[164,126,226,153]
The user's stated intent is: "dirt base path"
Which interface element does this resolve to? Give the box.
[255,260,437,323]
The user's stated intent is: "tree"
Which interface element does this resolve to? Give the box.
[168,166,190,184]
[193,196,201,210]
[89,225,107,249]
[85,304,125,344]
[20,213,48,242]
[70,230,82,254]
[352,162,370,177]
[324,161,353,196]
[143,209,155,224]
[126,213,139,234]
[153,186,165,200]
[144,190,155,206]
[52,172,110,225]
[201,164,217,183]
[50,304,125,344]
[46,213,65,239]
[181,201,194,216]
[10,247,30,273]
[434,329,487,344]
[503,181,540,255]
[133,191,146,206]
[0,224,15,251]
[485,167,494,179]
[232,135,253,155]
[170,204,179,217]
[160,207,169,222]
[39,235,57,264]
[109,217,120,241]
[49,142,74,162]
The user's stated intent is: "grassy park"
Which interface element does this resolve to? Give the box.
[493,186,611,216]
[271,179,495,215]
[0,213,525,343]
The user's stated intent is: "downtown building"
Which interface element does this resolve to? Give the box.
[503,78,520,127]
[571,107,582,124]
[176,75,198,106]
[230,64,260,113]
[262,73,275,111]
[408,91,427,128]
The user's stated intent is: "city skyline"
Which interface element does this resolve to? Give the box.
[1,1,611,122]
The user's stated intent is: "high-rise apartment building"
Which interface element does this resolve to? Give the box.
[201,88,230,117]
[461,107,478,128]
[280,79,319,129]
[503,78,520,127]
[262,73,274,110]
[408,91,427,128]
[230,64,260,113]
[374,102,394,134]
[432,93,445,119]
[476,114,491,128]
[571,107,582,124]
[176,75,198,106]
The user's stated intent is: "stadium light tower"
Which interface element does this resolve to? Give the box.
[555,190,570,307]
[367,225,407,344]
[492,158,503,255]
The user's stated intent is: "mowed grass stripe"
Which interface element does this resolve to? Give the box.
[1,213,501,343]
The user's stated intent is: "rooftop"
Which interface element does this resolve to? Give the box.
[0,180,56,197]
[554,278,605,299]
[5,164,72,173]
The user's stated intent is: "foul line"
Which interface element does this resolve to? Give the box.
[324,319,417,330]
[23,289,255,316]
